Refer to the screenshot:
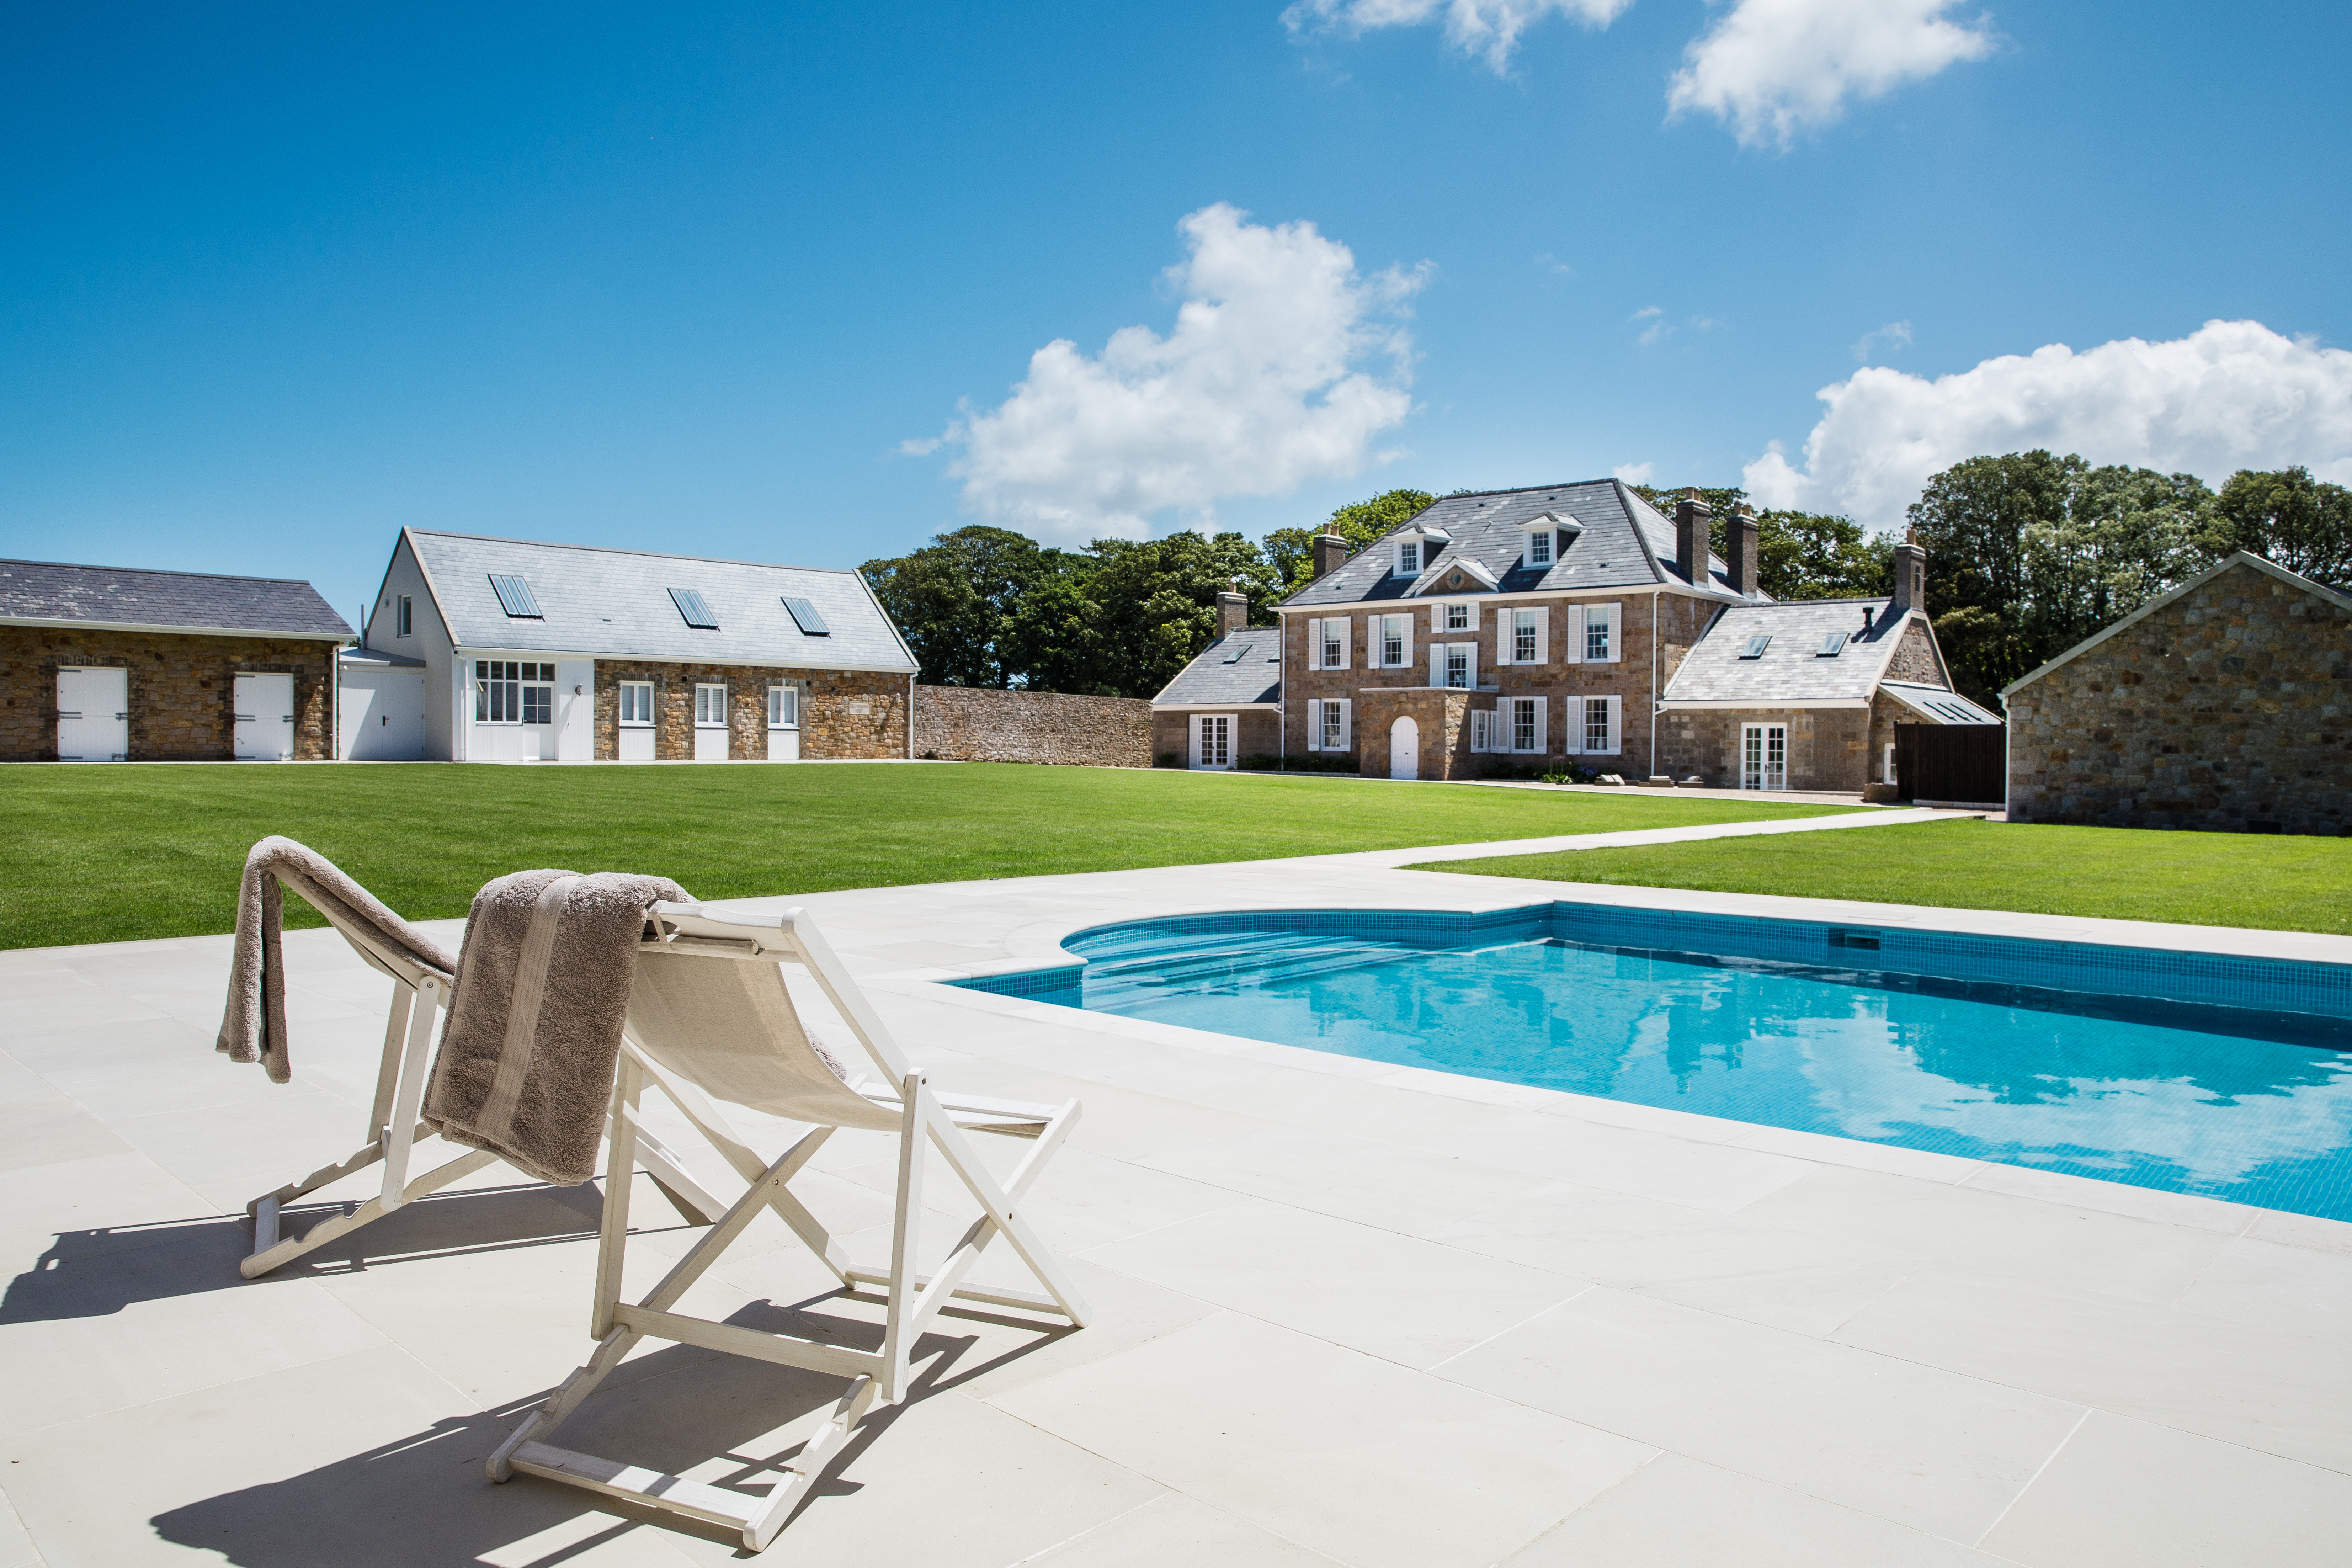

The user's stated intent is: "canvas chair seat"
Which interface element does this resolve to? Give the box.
[238,877,727,1280]
[489,901,1087,1552]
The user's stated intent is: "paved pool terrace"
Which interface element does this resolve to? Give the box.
[3,805,2349,1567]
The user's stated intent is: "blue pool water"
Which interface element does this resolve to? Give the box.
[957,906,2352,1221]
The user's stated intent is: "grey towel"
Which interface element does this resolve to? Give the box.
[218,836,461,1085]
[424,868,689,1186]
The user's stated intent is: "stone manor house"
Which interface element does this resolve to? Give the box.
[1155,482,1997,789]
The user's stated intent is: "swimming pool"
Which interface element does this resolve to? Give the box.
[956,905,2352,1221]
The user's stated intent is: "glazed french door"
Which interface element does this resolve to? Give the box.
[1741,723,1786,791]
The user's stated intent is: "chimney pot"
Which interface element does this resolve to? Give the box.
[1672,491,1714,589]
[1310,532,1350,582]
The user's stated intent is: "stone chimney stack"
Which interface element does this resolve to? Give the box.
[1216,585,1249,640]
[1673,489,1713,587]
[1730,506,1760,598]
[1890,534,1927,617]
[1311,532,1350,581]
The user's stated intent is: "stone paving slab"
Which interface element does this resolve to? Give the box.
[2,830,2349,1566]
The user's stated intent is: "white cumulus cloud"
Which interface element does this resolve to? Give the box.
[1283,0,1634,74]
[922,204,1425,543]
[1745,319,2352,529]
[1668,0,1996,149]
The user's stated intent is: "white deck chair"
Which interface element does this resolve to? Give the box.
[488,900,1088,1552]
[240,894,728,1280]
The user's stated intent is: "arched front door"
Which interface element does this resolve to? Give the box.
[1389,716,1419,781]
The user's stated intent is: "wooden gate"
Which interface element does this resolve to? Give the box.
[1895,723,2005,806]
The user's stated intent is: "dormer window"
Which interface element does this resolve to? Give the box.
[1520,512,1577,572]
[1397,540,1420,576]
[1528,531,1552,567]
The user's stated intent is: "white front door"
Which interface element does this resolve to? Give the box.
[1742,723,1787,791]
[766,683,800,761]
[56,667,129,761]
[233,673,296,761]
[1389,716,1419,781]
[1191,713,1232,770]
[693,682,729,761]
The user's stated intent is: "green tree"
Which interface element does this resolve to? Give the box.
[1906,451,2224,702]
[859,525,1056,687]
[1082,530,1283,697]
[2215,466,2352,584]
[1266,488,1436,593]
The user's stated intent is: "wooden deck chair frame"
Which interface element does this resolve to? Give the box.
[240,899,728,1280]
[488,901,1089,1552]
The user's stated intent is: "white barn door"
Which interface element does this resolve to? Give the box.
[234,673,296,761]
[57,668,129,761]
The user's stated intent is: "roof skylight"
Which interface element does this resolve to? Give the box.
[488,574,542,618]
[1740,634,1772,659]
[782,596,829,636]
[668,588,719,629]
[1818,632,1848,657]
[1221,641,1253,664]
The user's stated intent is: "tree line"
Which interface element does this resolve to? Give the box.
[863,462,2350,704]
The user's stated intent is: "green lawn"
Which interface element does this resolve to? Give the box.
[1415,817,2352,934]
[0,764,1861,949]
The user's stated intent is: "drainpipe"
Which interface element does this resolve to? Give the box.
[1649,589,1660,777]
[907,673,916,759]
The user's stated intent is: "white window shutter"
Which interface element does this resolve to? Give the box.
[1534,696,1548,753]
[1429,646,1442,686]
[1602,605,1623,663]
[1430,602,1443,633]
[1305,699,1321,751]
[1305,618,1321,670]
[1465,643,1478,689]
[1534,608,1549,665]
[1602,695,1621,754]
[1338,699,1352,751]
[1399,615,1414,669]
[1564,605,1585,664]
[1339,617,1352,670]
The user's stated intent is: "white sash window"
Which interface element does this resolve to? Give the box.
[1307,698,1352,752]
[1511,696,1542,753]
[767,684,799,728]
[1583,695,1620,755]
[1308,617,1351,670]
[694,683,728,727]
[1377,613,1413,668]
[617,681,654,726]
[1505,607,1548,665]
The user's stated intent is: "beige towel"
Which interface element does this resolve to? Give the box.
[424,868,688,1186]
[218,836,461,1084]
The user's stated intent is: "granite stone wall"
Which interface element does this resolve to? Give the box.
[1884,618,1947,686]
[0,626,337,762]
[1153,708,1282,766]
[591,664,908,761]
[2005,560,2352,834]
[1656,706,1871,792]
[1354,687,1473,779]
[917,686,1152,767]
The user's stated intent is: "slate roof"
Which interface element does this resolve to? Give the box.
[1279,480,1745,610]
[1660,598,1916,706]
[0,559,351,639]
[1881,683,2000,724]
[403,530,917,673]
[1151,628,1283,707]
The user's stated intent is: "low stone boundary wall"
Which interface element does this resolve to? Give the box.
[914,685,1152,768]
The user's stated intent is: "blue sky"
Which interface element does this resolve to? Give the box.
[5,1,2348,626]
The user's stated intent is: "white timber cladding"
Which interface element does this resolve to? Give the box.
[1305,698,1353,752]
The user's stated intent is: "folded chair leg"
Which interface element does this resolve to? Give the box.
[379,975,444,1213]
[742,1375,878,1552]
[241,1143,497,1279]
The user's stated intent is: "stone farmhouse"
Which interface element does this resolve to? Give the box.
[0,558,350,762]
[1155,482,1996,789]
[2003,551,2351,835]
[1150,589,1282,768]
[364,529,918,762]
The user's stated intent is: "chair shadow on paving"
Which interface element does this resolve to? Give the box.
[1,1182,602,1326]
[148,1295,1079,1564]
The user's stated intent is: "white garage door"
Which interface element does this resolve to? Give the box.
[234,673,297,761]
[57,667,129,761]
[340,669,426,760]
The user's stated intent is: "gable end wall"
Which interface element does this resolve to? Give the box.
[2005,563,2352,834]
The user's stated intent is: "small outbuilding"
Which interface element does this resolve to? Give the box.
[1150,591,1283,769]
[365,529,919,761]
[0,558,350,762]
[2002,552,2351,835]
